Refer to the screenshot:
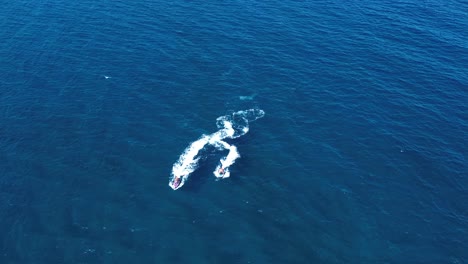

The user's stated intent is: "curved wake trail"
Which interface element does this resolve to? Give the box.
[169,109,265,190]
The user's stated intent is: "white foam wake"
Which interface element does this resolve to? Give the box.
[213,143,240,179]
[169,109,265,190]
[169,135,210,190]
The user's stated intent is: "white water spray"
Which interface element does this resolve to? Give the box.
[169,109,264,190]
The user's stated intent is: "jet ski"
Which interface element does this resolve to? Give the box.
[214,166,230,179]
[170,176,184,190]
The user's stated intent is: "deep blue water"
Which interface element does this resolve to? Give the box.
[1,0,467,263]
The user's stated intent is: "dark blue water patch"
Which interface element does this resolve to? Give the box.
[1,0,467,263]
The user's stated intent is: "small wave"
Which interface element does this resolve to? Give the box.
[169,109,265,190]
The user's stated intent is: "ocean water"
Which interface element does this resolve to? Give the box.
[0,0,467,263]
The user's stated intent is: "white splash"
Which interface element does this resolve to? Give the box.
[169,109,265,190]
[169,136,210,190]
[213,143,240,179]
